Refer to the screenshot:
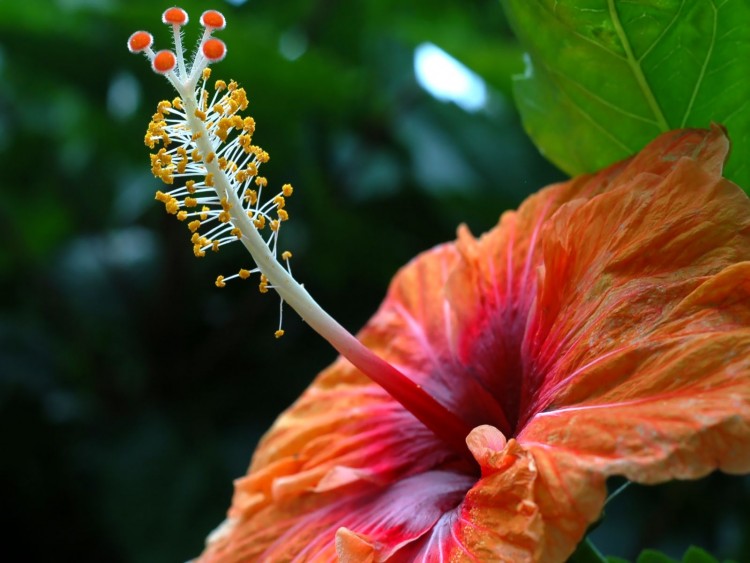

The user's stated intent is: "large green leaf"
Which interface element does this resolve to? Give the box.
[500,0,750,189]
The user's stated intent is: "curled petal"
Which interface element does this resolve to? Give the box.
[389,438,605,562]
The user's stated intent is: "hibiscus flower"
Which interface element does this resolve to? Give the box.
[197,125,750,562]
[127,9,750,562]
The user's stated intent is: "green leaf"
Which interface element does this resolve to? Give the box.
[637,549,679,563]
[681,546,720,563]
[500,0,750,189]
[569,538,609,563]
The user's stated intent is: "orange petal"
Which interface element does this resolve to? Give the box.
[520,333,750,482]
[518,125,750,482]
[335,528,376,562]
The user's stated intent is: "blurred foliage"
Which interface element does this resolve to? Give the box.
[607,544,739,563]
[0,0,748,561]
[501,0,750,189]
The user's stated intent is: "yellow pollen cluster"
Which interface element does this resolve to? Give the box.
[135,11,296,337]
[146,73,294,261]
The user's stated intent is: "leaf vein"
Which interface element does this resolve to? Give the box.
[681,0,719,127]
[637,0,686,64]
[548,67,661,127]
[537,61,636,153]
[607,0,670,131]
[539,0,628,62]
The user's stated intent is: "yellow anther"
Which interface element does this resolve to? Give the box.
[228,80,238,92]
[186,180,196,194]
[218,157,228,170]
[177,210,188,221]
[232,115,244,129]
[244,189,258,205]
[218,211,231,223]
[282,184,293,197]
[278,209,289,221]
[231,88,249,111]
[191,131,203,141]
[238,268,251,279]
[188,220,202,233]
[273,195,285,209]
[191,233,201,244]
[254,215,266,229]
[194,108,207,121]
[247,163,258,176]
[217,129,232,142]
[255,176,268,188]
[157,100,172,113]
[191,148,202,162]
[206,152,216,164]
[157,147,171,163]
[282,251,292,260]
[235,170,248,183]
[203,68,212,81]
[200,206,210,221]
[220,198,232,211]
[274,329,285,339]
[215,79,227,91]
[184,197,197,207]
[259,274,269,293]
[144,130,157,148]
[270,220,280,232]
[205,173,215,187]
[155,191,170,203]
[161,172,175,185]
[172,97,183,110]
[243,117,255,133]
[215,275,226,288]
[165,198,180,214]
[194,245,206,257]
[230,227,242,238]
[212,240,220,252]
[212,104,225,115]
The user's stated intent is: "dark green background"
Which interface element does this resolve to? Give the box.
[1,1,747,561]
